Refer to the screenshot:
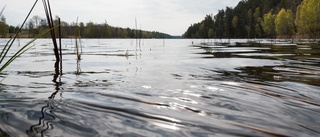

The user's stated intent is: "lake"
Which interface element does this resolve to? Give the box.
[0,39,319,137]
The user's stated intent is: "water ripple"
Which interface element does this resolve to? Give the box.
[1,39,320,136]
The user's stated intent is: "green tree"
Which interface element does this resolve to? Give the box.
[232,16,238,30]
[285,9,295,37]
[31,15,41,35]
[84,22,95,38]
[104,22,112,38]
[199,23,207,38]
[0,16,9,37]
[119,29,128,38]
[79,22,85,37]
[225,7,234,38]
[214,10,225,38]
[253,7,263,38]
[27,20,35,37]
[208,28,215,38]
[275,8,295,38]
[198,15,214,38]
[246,9,253,38]
[295,0,320,39]
[262,10,276,38]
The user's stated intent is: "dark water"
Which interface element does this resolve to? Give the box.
[0,39,319,137]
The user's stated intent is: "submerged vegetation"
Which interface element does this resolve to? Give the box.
[183,0,320,40]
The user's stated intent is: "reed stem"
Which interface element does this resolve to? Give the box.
[59,18,62,72]
[42,0,60,63]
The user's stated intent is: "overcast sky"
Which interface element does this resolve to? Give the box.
[2,0,241,35]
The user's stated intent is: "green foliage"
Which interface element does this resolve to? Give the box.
[208,29,214,38]
[262,10,276,38]
[183,23,201,38]
[225,7,235,38]
[0,16,9,37]
[182,14,215,38]
[183,0,304,38]
[254,7,263,38]
[247,9,253,38]
[214,10,226,38]
[253,7,261,20]
[275,8,295,37]
[295,0,320,38]
[232,16,238,30]
[21,16,171,39]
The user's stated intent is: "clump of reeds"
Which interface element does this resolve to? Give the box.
[42,0,62,72]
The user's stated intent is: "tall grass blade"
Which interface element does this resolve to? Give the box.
[0,5,6,17]
[0,38,12,64]
[59,18,62,72]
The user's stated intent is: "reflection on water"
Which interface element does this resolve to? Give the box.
[76,60,81,76]
[0,39,320,136]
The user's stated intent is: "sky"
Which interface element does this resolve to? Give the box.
[1,0,241,36]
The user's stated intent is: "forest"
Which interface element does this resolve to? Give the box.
[183,0,320,39]
[0,15,172,39]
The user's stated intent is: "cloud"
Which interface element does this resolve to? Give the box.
[1,0,241,35]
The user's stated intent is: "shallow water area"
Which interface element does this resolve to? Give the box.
[0,39,320,136]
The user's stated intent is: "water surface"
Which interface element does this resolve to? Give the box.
[0,39,319,137]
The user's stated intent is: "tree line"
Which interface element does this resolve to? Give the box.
[183,0,320,39]
[0,15,172,39]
